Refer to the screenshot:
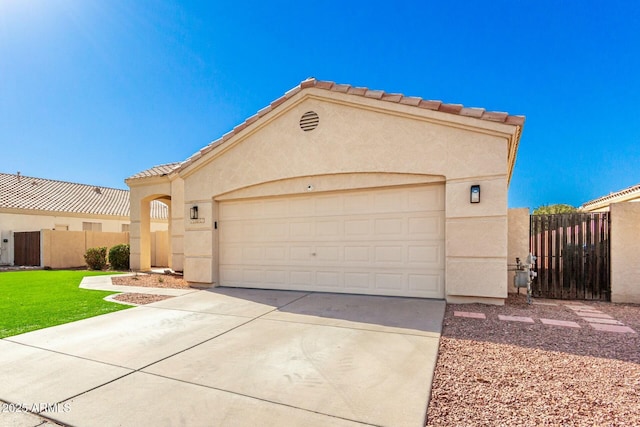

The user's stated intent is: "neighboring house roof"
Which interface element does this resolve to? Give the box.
[127,77,525,183]
[581,182,640,211]
[0,172,167,219]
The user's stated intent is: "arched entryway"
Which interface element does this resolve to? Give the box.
[135,194,171,271]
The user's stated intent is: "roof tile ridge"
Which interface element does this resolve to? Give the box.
[310,78,524,125]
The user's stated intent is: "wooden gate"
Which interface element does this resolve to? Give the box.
[530,213,610,301]
[13,231,41,266]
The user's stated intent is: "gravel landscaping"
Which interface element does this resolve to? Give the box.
[110,273,191,305]
[426,294,640,426]
[111,273,191,289]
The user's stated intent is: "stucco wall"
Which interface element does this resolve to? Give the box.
[507,208,531,292]
[176,90,517,301]
[151,230,169,267]
[42,230,129,269]
[41,230,168,269]
[610,202,640,303]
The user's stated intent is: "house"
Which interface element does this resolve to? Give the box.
[127,78,525,304]
[0,172,168,266]
[580,182,640,303]
[580,182,640,212]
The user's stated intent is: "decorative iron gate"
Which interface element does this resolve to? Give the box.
[530,213,610,301]
[13,231,41,266]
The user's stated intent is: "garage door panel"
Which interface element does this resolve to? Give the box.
[374,191,408,213]
[316,271,341,287]
[264,246,287,261]
[219,185,445,298]
[290,246,313,260]
[344,193,373,213]
[345,272,370,288]
[264,221,289,239]
[408,186,444,211]
[408,215,444,237]
[290,270,313,285]
[316,246,340,261]
[264,270,287,285]
[344,246,371,262]
[315,194,343,215]
[289,197,314,216]
[344,219,371,236]
[409,274,443,292]
[374,217,404,235]
[316,220,341,237]
[375,273,404,290]
[408,245,443,265]
[221,268,243,283]
[262,199,288,217]
[290,221,314,239]
[220,246,242,264]
[374,246,404,263]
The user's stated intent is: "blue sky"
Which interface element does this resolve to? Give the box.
[1,1,638,209]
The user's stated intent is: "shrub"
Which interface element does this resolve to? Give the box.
[108,244,130,271]
[84,247,107,270]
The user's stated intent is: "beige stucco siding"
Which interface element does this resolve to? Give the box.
[507,208,532,292]
[182,96,509,199]
[610,202,640,303]
[178,92,514,301]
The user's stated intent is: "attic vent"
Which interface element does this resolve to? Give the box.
[299,111,319,131]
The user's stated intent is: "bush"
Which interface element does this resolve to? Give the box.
[84,247,107,270]
[109,244,130,271]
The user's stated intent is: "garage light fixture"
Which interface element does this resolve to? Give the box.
[190,206,198,220]
[470,185,480,203]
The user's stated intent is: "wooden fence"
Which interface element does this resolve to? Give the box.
[530,213,610,300]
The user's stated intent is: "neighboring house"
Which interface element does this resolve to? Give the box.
[580,182,640,304]
[0,172,168,266]
[580,182,640,212]
[127,78,525,304]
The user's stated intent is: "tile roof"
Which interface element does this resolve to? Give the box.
[177,77,526,172]
[126,162,182,180]
[581,182,640,210]
[0,172,167,219]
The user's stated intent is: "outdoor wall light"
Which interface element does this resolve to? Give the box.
[470,185,481,203]
[190,206,198,220]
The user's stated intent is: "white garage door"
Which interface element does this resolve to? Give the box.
[219,185,445,298]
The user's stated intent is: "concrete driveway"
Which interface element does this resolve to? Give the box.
[1,286,445,427]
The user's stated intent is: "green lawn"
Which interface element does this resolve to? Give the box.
[0,270,130,339]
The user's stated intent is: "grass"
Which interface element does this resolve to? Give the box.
[0,270,130,339]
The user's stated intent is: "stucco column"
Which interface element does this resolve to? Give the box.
[139,200,151,271]
[610,203,640,303]
[183,199,214,285]
[444,177,509,304]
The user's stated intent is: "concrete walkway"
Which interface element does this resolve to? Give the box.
[0,284,445,427]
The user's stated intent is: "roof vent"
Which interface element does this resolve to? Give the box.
[299,111,319,132]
